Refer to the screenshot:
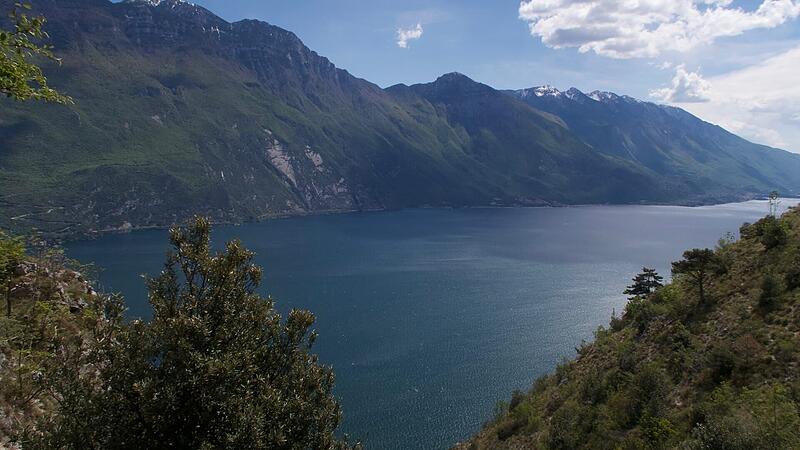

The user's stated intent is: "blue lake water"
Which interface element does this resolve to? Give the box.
[65,201,794,450]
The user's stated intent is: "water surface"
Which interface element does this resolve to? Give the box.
[66,201,793,449]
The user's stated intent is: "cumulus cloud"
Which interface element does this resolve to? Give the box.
[650,65,711,103]
[661,46,800,152]
[518,0,800,58]
[396,23,423,49]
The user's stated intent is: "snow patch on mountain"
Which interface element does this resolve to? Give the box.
[519,86,593,102]
[588,91,619,102]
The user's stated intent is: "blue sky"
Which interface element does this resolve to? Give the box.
[187,0,800,152]
[187,0,669,93]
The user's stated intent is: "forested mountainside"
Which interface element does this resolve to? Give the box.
[1,0,799,237]
[458,208,800,449]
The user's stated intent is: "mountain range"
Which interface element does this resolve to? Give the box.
[2,0,799,236]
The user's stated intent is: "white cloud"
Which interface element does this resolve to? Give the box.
[654,61,673,70]
[650,65,711,103]
[662,46,800,152]
[396,23,423,49]
[518,0,800,59]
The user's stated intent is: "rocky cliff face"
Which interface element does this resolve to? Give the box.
[0,257,101,448]
[8,260,96,313]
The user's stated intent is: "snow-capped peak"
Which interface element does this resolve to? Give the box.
[519,85,562,99]
[127,0,195,8]
[588,91,619,102]
[587,90,644,104]
[533,85,561,97]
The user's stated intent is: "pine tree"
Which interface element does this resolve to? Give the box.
[672,249,718,305]
[624,267,664,299]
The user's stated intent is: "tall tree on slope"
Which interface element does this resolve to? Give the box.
[29,217,359,449]
[624,267,664,300]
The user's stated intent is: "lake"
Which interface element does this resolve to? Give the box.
[65,201,793,450]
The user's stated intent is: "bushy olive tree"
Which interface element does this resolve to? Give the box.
[31,217,356,449]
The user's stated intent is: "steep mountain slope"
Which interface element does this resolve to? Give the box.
[388,74,663,205]
[0,0,453,234]
[457,210,800,449]
[511,86,800,200]
[1,0,799,236]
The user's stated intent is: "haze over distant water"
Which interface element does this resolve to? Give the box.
[66,201,796,449]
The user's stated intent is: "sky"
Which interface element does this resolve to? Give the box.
[186,0,800,153]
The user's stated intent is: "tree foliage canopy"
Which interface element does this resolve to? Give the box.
[0,2,70,103]
[623,267,663,299]
[0,230,25,317]
[672,248,718,304]
[26,217,356,449]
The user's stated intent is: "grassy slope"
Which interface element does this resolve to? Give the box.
[459,209,800,449]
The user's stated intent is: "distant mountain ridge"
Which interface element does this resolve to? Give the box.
[1,0,798,236]
[508,85,800,199]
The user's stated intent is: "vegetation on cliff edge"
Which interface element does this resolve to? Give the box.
[459,208,800,449]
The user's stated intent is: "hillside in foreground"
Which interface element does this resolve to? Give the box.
[457,208,800,449]
[0,220,357,449]
[4,209,800,448]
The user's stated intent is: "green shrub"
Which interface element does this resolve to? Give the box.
[739,222,754,239]
[509,389,526,411]
[616,338,638,373]
[740,216,789,250]
[495,416,526,441]
[775,338,798,363]
[785,268,800,290]
[547,400,596,450]
[707,345,736,383]
[641,415,677,447]
[759,273,783,309]
[730,334,764,374]
[578,368,609,404]
[0,230,25,317]
[624,296,664,333]
[631,364,671,421]
[760,217,788,249]
[691,384,800,450]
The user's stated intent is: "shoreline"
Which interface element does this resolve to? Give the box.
[59,194,798,243]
